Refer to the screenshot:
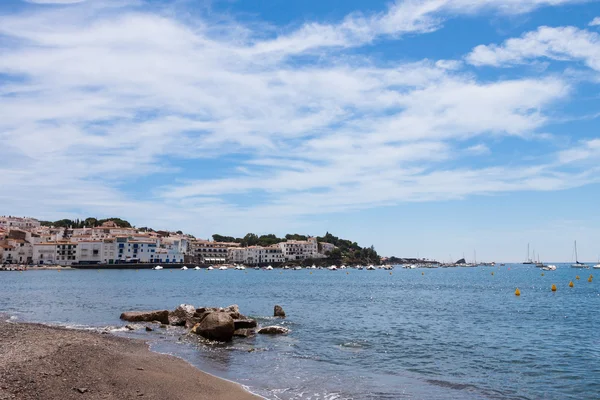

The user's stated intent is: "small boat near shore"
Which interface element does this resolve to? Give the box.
[542,265,557,271]
[152,265,163,270]
[181,266,188,270]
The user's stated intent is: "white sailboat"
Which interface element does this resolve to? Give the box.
[571,241,589,268]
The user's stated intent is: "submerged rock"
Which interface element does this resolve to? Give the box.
[169,304,196,326]
[258,326,289,335]
[120,310,169,325]
[274,305,286,318]
[233,329,256,338]
[191,312,235,342]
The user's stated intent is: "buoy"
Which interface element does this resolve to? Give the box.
[347,272,349,275]
[491,272,494,276]
[515,288,521,296]
[541,273,544,276]
[421,272,424,275]
[310,272,312,275]
[588,277,593,283]
[576,275,580,280]
[569,281,574,288]
[551,284,557,292]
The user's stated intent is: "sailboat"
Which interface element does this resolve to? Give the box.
[571,241,589,269]
[523,243,534,265]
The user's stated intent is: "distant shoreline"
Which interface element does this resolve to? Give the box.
[0,320,260,400]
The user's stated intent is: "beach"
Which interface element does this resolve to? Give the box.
[0,320,259,400]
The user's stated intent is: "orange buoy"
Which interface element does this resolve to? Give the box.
[569,281,574,288]
[576,275,580,280]
[588,276,593,283]
[551,284,557,292]
[541,273,544,276]
[515,288,521,296]
[491,272,494,276]
[421,272,424,275]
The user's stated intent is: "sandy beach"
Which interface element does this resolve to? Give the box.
[0,320,260,400]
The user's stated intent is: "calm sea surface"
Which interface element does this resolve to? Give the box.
[1,265,599,399]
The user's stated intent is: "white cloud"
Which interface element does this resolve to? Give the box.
[467,26,600,71]
[558,139,600,163]
[0,0,596,237]
[590,17,600,26]
[465,144,492,155]
[24,0,87,3]
[248,0,591,57]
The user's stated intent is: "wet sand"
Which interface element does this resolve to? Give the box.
[0,320,260,400]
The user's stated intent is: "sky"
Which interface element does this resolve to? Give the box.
[1,0,600,262]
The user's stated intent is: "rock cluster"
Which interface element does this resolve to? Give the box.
[120,304,288,342]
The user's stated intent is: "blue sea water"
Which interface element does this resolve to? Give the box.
[1,265,599,399]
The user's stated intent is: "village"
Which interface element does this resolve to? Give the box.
[0,216,339,267]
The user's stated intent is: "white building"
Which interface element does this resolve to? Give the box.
[190,240,239,264]
[0,216,41,230]
[228,247,246,264]
[238,246,285,265]
[115,237,159,263]
[278,237,320,261]
[0,239,33,264]
[33,241,79,265]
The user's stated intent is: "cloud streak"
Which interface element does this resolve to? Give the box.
[0,0,597,237]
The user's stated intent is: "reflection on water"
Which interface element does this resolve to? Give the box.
[2,265,600,399]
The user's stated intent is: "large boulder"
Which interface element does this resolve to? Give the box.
[169,304,196,326]
[120,310,169,325]
[258,326,289,335]
[274,305,286,318]
[191,312,235,342]
[234,319,257,330]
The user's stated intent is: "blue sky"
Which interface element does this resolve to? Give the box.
[1,0,600,262]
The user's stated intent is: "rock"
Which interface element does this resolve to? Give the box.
[120,310,169,325]
[274,305,286,318]
[184,318,201,329]
[234,319,257,329]
[75,388,88,394]
[193,307,218,324]
[233,329,256,338]
[223,304,242,319]
[223,304,240,314]
[258,326,289,335]
[145,326,153,332]
[190,312,235,342]
[168,304,196,326]
[125,325,135,331]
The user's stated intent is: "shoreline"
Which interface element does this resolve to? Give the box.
[0,320,261,400]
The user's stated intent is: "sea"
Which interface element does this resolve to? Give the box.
[1,264,599,399]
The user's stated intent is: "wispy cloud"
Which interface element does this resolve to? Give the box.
[0,0,597,235]
[466,26,600,71]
